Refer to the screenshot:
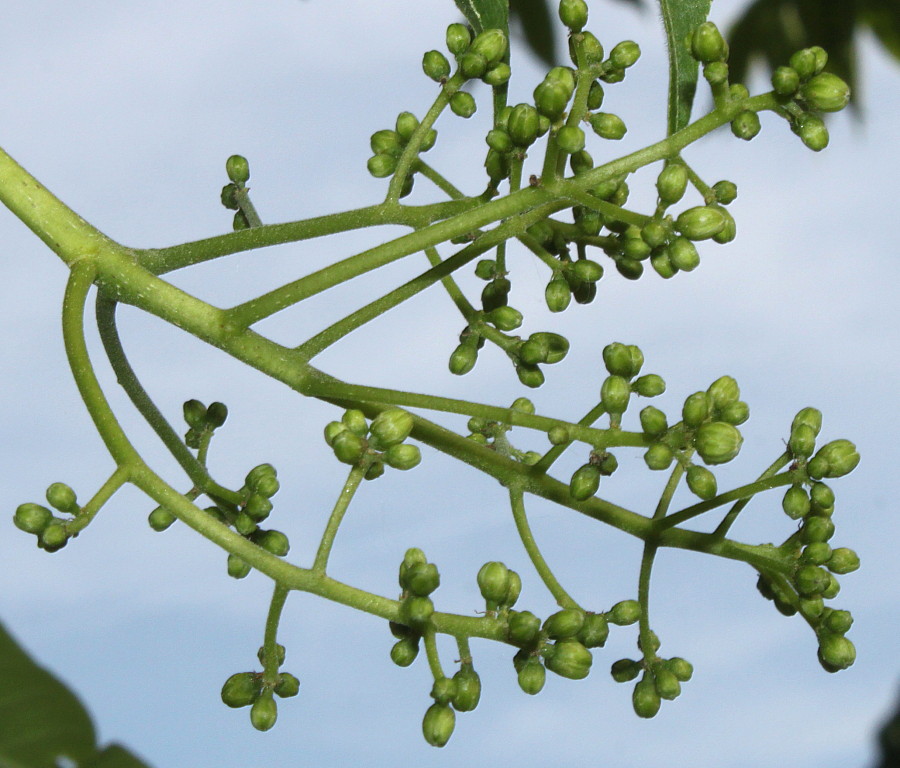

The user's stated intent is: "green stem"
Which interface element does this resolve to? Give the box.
[235,187,263,228]
[455,635,473,665]
[636,541,658,664]
[423,628,446,681]
[424,245,478,321]
[312,464,367,574]
[262,584,290,683]
[530,401,608,475]
[509,487,581,610]
[67,465,130,536]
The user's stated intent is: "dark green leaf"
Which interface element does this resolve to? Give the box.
[659,0,712,135]
[86,745,155,768]
[510,0,557,65]
[861,0,900,62]
[455,0,510,34]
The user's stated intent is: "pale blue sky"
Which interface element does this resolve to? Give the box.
[0,1,898,767]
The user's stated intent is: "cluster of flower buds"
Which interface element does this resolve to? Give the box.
[13,481,81,552]
[220,154,258,230]
[366,112,437,197]
[610,637,694,718]
[463,397,542,465]
[323,407,421,476]
[220,643,300,732]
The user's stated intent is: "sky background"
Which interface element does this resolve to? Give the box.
[0,1,898,766]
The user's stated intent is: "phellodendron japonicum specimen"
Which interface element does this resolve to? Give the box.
[1,0,860,748]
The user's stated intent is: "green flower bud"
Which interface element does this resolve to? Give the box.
[589,112,627,140]
[639,406,667,437]
[570,149,595,176]
[556,125,585,154]
[809,440,860,478]
[795,564,830,596]
[488,305,523,331]
[423,50,451,81]
[369,408,414,449]
[574,31,604,65]
[245,493,274,521]
[772,66,800,96]
[823,573,841,599]
[204,401,227,429]
[548,425,570,445]
[483,62,512,86]
[405,562,440,597]
[430,677,457,707]
[534,79,571,120]
[257,643,286,667]
[789,48,817,79]
[545,639,592,679]
[609,599,641,626]
[543,609,586,640]
[694,422,743,465]
[668,237,700,271]
[665,657,694,681]
[508,103,540,146]
[395,112,419,140]
[800,542,832,566]
[655,668,682,700]
[644,442,674,471]
[384,444,422,471]
[221,672,261,708]
[183,399,207,429]
[274,672,300,698]
[225,154,250,184]
[798,596,825,620]
[731,110,761,140]
[632,674,662,718]
[44,483,77,514]
[601,375,631,415]
[792,407,823,437]
[802,515,835,544]
[602,342,635,377]
[810,482,835,510]
[481,276,510,312]
[517,657,546,694]
[545,275,572,313]
[367,153,397,178]
[569,463,601,501]
[656,163,689,205]
[14,502,53,535]
[323,420,348,446]
[446,23,471,56]
[827,547,860,574]
[704,61,729,85]
[610,40,641,69]
[341,408,368,437]
[515,362,545,389]
[511,396,536,415]
[422,703,455,747]
[390,636,420,667]
[575,613,609,649]
[713,180,738,204]
[477,561,511,604]
[818,634,855,672]
[587,80,605,110]
[730,83,750,100]
[782,485,810,520]
[504,569,522,607]
[450,91,477,118]
[249,694,278,734]
[254,474,280,499]
[233,512,258,537]
[640,220,668,249]
[691,21,729,63]
[227,553,251,579]
[801,72,850,112]
[610,658,642,683]
[795,114,829,151]
[707,375,741,411]
[546,66,576,92]
[220,184,240,211]
[719,400,750,425]
[682,391,711,427]
[789,423,817,458]
[420,128,438,152]
[571,261,604,288]
[508,610,542,645]
[401,596,434,631]
[451,666,481,712]
[470,28,508,66]
[824,609,853,635]
[633,374,666,398]
[686,465,718,500]
[449,342,478,375]
[485,129,513,155]
[252,529,290,557]
[39,523,67,551]
[370,129,402,156]
[331,430,366,465]
[650,249,677,279]
[559,0,589,31]
[676,206,727,241]
[709,210,736,243]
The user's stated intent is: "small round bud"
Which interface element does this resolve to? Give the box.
[809,440,860,479]
[534,79,571,120]
[46,482,78,514]
[488,305,523,331]
[668,237,700,271]
[772,66,800,96]
[795,564,830,597]
[801,515,835,544]
[817,634,855,672]
[686,465,717,500]
[395,112,419,140]
[449,342,478,375]
[654,668,682,700]
[719,400,750,425]
[569,463,601,501]
[704,61,729,85]
[556,125,585,154]
[789,423,817,458]
[589,112,627,140]
[711,206,736,242]
[451,666,481,712]
[713,180,738,204]
[610,40,641,69]
[384,444,421,471]
[331,430,366,465]
[369,408,414,449]
[644,442,674,471]
[367,154,397,178]
[543,609,586,640]
[323,421,347,446]
[148,506,177,532]
[252,529,290,557]
[810,482,835,510]
[632,674,661,718]
[650,249,676,278]
[792,407,823,437]
[446,23,471,56]
[401,596,434,631]
[253,474,280,499]
[801,72,850,112]
[633,374,666,398]
[405,561,440,597]
[602,342,636,377]
[827,547,860,574]
[390,637,419,667]
[610,658,642,683]
[782,485,810,520]
[485,128,513,154]
[250,693,277,732]
[470,28,508,66]
[370,129,403,156]
[559,0,589,31]
[576,613,610,649]
[640,406,668,436]
[707,382,739,414]
[731,110,761,140]
[226,155,250,184]
[450,91,477,118]
[694,422,743,465]
[422,703,455,747]
[221,672,261,708]
[608,599,641,626]
[220,184,240,211]
[545,639,592,679]
[508,103,540,146]
[824,609,853,635]
[666,657,694,681]
[508,610,542,645]
[676,206,727,241]
[477,561,511,604]
[183,399,207,429]
[545,275,572,313]
[40,523,68,551]
[790,48,818,79]
[342,408,368,436]
[483,62,512,86]
[587,80,605,110]
[227,554,251,579]
[682,391,711,427]
[274,672,300,698]
[656,164,689,205]
[14,503,53,535]
[423,50,451,81]
[517,658,546,694]
[795,114,829,151]
[691,21,729,63]
[601,375,631,415]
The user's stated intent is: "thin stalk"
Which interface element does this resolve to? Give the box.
[312,464,367,574]
[423,628,446,681]
[67,465,130,536]
[261,584,290,684]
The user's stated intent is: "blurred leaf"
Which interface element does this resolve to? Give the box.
[510,0,558,65]
[659,0,712,135]
[0,620,154,768]
[861,0,900,61]
[455,0,510,34]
